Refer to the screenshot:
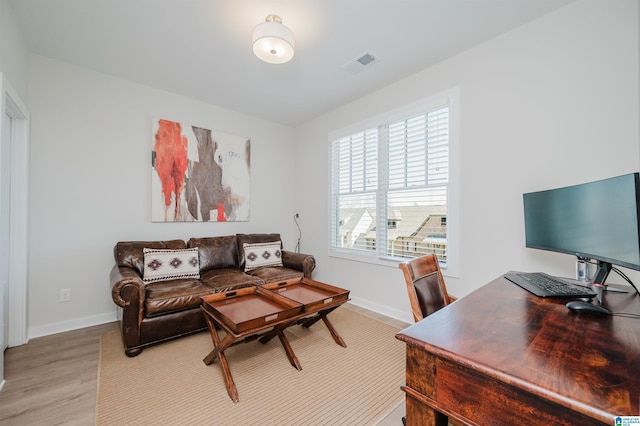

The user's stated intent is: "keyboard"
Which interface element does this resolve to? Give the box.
[504,272,597,298]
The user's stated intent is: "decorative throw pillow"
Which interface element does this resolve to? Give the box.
[243,242,283,272]
[142,248,200,283]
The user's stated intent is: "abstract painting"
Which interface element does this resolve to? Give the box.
[151,118,250,222]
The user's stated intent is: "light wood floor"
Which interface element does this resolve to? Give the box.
[1,304,409,425]
[1,321,119,425]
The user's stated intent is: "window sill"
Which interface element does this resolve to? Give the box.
[328,248,459,278]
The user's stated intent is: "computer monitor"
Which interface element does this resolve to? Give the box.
[523,172,640,285]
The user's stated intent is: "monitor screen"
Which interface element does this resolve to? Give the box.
[523,173,640,283]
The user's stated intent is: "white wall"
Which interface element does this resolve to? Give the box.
[0,0,28,101]
[295,0,640,322]
[27,56,298,336]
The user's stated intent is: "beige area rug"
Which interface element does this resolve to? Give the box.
[96,307,405,425]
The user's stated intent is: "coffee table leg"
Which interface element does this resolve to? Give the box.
[321,315,347,348]
[258,332,276,344]
[203,315,229,364]
[258,319,296,345]
[217,350,239,402]
[203,314,221,364]
[202,314,241,402]
[205,335,240,402]
[277,331,302,370]
[203,332,234,365]
[300,306,339,329]
[299,307,347,348]
[300,314,323,328]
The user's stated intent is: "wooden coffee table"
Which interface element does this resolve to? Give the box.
[260,278,350,347]
[200,278,350,402]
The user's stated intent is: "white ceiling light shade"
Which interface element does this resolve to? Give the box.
[252,15,295,64]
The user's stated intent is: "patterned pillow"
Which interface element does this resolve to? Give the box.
[243,242,283,272]
[142,248,200,283]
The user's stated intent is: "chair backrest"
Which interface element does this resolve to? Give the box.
[399,254,451,322]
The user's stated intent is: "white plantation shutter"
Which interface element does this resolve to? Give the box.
[384,107,449,260]
[330,100,451,263]
[336,129,378,193]
[331,129,378,252]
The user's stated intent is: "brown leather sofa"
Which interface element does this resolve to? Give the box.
[110,233,316,357]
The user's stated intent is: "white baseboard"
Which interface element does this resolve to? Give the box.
[348,296,413,325]
[28,310,118,340]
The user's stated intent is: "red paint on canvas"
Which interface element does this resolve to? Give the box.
[154,119,188,221]
[217,203,226,222]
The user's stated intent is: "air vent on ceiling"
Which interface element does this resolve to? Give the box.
[342,51,380,74]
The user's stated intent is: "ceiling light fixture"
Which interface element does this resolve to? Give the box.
[252,14,295,64]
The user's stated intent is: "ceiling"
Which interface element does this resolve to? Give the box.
[10,0,574,126]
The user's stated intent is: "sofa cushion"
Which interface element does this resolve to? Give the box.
[144,278,212,317]
[188,236,238,272]
[248,266,303,282]
[199,268,264,291]
[142,248,200,283]
[243,241,283,272]
[114,240,187,276]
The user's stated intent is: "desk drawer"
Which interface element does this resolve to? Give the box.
[435,359,606,426]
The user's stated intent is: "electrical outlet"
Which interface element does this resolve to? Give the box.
[59,288,71,302]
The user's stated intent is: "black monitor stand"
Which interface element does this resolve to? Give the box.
[591,260,612,285]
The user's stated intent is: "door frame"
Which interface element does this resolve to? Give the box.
[1,74,29,348]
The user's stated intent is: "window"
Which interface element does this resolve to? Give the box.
[329,90,459,273]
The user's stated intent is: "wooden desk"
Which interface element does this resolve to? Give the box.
[396,275,640,425]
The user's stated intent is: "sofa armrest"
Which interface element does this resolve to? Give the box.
[110,265,145,308]
[110,265,146,353]
[282,251,316,278]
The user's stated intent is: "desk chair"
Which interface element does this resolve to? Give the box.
[399,254,452,323]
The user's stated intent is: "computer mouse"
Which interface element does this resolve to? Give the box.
[566,300,611,315]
